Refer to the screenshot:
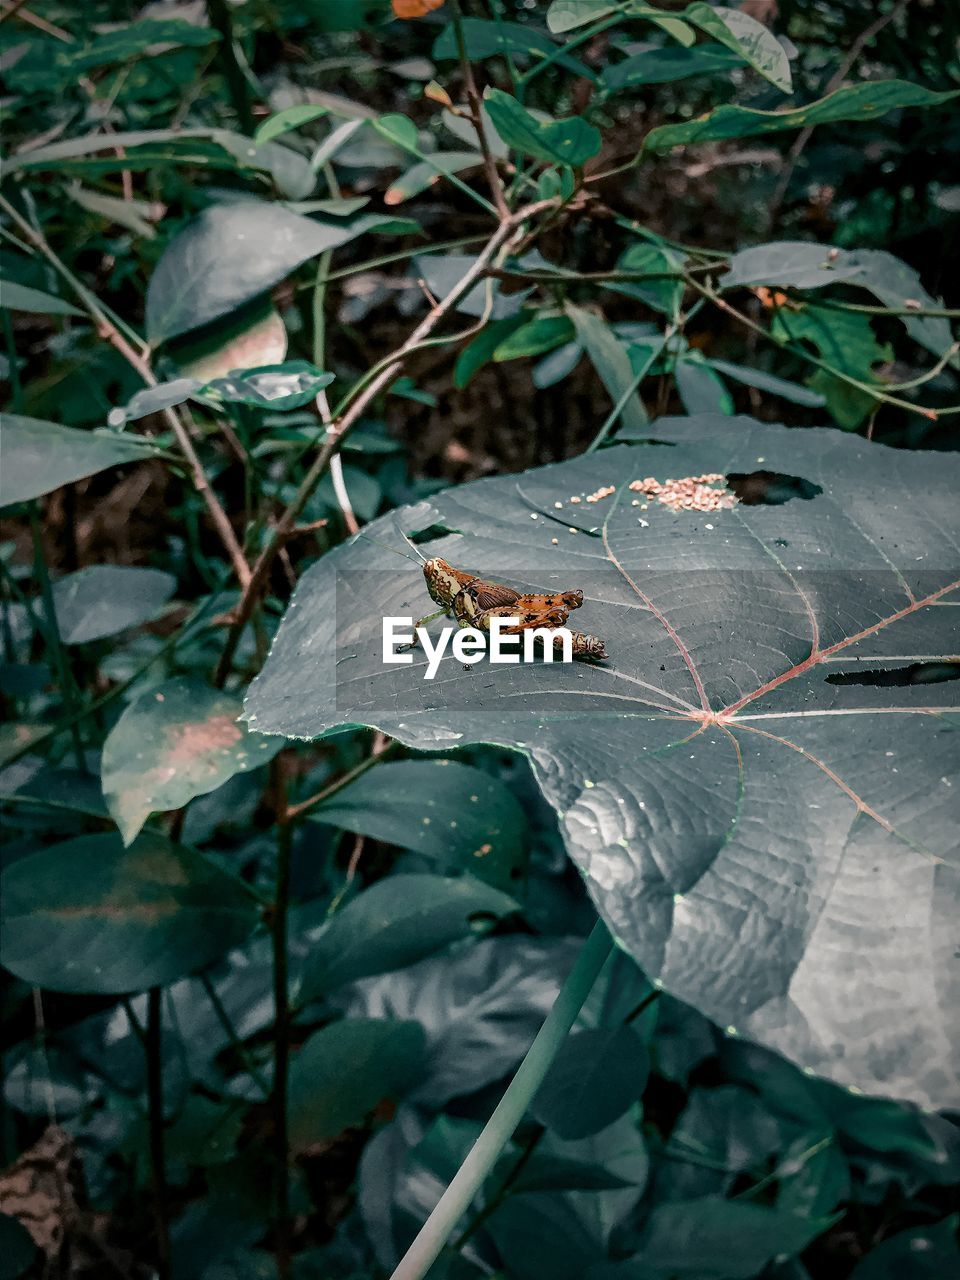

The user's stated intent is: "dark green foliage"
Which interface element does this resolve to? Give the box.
[1,0,956,1276]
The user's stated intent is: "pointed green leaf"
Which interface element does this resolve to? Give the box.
[0,416,156,509]
[685,2,791,93]
[485,89,601,167]
[52,565,176,644]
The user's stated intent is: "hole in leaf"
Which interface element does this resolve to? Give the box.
[407,522,463,544]
[826,662,960,688]
[727,471,823,505]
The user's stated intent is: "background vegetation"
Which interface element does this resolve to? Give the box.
[1,2,958,1279]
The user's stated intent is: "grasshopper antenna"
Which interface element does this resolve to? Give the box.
[351,526,427,566]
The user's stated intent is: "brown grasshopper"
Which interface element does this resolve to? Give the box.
[369,532,607,661]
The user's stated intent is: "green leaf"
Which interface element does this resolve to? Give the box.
[101,677,284,845]
[296,873,517,1002]
[0,415,156,508]
[414,253,531,321]
[308,759,527,889]
[145,201,405,343]
[52,565,176,644]
[0,1213,37,1279]
[110,362,335,424]
[848,1217,959,1280]
[705,359,826,407]
[532,1026,649,1138]
[0,831,259,994]
[618,1196,835,1277]
[385,151,483,205]
[286,1018,425,1151]
[433,17,594,81]
[568,305,648,430]
[615,242,685,317]
[501,1153,638,1194]
[684,2,791,93]
[644,80,960,151]
[546,0,694,44]
[675,356,735,415]
[487,1195,601,1280]
[244,417,960,1111]
[455,315,529,388]
[253,103,329,145]
[485,89,602,167]
[494,314,575,362]
[0,279,84,318]
[601,44,743,93]
[771,304,891,429]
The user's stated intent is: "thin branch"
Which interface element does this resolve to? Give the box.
[214,199,557,685]
[450,0,510,220]
[768,0,912,219]
[0,194,253,590]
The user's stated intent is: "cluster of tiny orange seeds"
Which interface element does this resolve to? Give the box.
[628,473,737,513]
[585,485,617,503]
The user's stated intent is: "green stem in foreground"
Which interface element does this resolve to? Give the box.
[389,920,612,1280]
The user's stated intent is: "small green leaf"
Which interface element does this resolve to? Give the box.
[568,305,648,431]
[706,359,826,407]
[532,1026,649,1139]
[675,356,735,416]
[254,103,329,145]
[52,565,176,644]
[0,279,84,318]
[372,112,419,151]
[455,315,528,388]
[287,1018,425,1151]
[615,242,685,317]
[0,415,156,509]
[685,2,791,93]
[494,314,575,362]
[433,17,594,81]
[772,305,891,429]
[101,677,284,845]
[645,80,960,151]
[0,831,259,994]
[309,759,527,889]
[297,873,517,1002]
[602,44,743,93]
[385,151,483,204]
[485,89,601,167]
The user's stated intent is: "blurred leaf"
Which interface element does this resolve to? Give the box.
[547,0,694,43]
[645,81,960,151]
[309,759,527,889]
[0,831,258,994]
[602,45,742,93]
[109,362,335,426]
[684,3,791,93]
[488,1194,601,1280]
[502,1153,638,1195]
[433,18,594,80]
[0,280,83,318]
[101,677,283,845]
[494,314,574,362]
[146,201,411,342]
[848,1217,959,1280]
[771,305,890,429]
[454,315,528,387]
[0,1213,37,1280]
[533,340,583,389]
[170,303,288,382]
[385,151,482,205]
[675,357,735,415]
[415,253,531,320]
[67,184,162,238]
[287,1018,425,1151]
[616,1196,836,1277]
[705,359,826,408]
[615,242,685,317]
[254,103,329,145]
[568,305,648,430]
[0,415,156,508]
[485,89,601,167]
[52,565,176,644]
[725,242,867,291]
[337,935,581,1106]
[532,1026,649,1139]
[296,873,517,1002]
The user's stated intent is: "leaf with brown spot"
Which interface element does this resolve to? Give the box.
[101,677,284,845]
[0,832,259,993]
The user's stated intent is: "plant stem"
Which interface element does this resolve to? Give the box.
[270,757,293,1278]
[200,973,271,1097]
[450,0,510,219]
[389,919,612,1280]
[586,336,666,452]
[147,987,171,1280]
[205,0,254,133]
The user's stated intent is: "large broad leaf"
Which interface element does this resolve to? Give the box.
[644,81,960,151]
[245,416,960,1110]
[0,415,156,508]
[0,831,259,994]
[146,201,413,342]
[0,279,84,317]
[684,3,791,93]
[601,45,743,94]
[485,89,602,167]
[102,676,284,845]
[52,565,176,644]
